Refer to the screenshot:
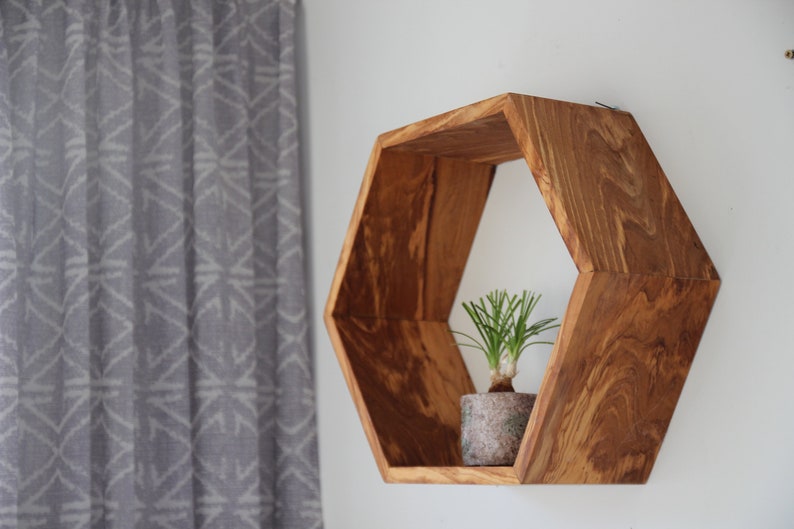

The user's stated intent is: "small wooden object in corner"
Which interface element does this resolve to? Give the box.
[324,93,720,485]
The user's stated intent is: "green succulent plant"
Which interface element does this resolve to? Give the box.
[452,289,560,392]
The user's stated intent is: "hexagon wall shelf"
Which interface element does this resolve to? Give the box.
[325,93,720,484]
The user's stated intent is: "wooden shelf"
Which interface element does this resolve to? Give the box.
[325,93,720,484]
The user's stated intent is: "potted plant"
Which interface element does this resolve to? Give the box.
[452,289,559,466]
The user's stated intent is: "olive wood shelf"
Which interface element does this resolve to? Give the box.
[325,93,720,485]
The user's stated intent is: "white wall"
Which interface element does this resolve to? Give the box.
[298,1,794,527]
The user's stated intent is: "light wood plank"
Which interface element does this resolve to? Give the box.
[386,466,520,485]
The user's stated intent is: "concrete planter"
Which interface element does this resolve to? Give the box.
[460,392,536,466]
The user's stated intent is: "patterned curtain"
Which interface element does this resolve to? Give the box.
[0,1,323,528]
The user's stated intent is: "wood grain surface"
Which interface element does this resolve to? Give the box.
[385,465,521,485]
[327,316,475,472]
[505,93,719,279]
[379,93,523,164]
[330,148,494,321]
[516,271,720,483]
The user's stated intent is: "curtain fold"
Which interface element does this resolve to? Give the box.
[0,1,323,528]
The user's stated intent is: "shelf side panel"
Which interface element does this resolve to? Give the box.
[379,93,523,164]
[332,149,493,321]
[506,94,719,280]
[329,316,475,469]
[517,271,720,484]
[385,113,523,164]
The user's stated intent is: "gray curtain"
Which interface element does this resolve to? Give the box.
[0,1,323,528]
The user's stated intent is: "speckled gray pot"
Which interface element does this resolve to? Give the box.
[460,392,536,466]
